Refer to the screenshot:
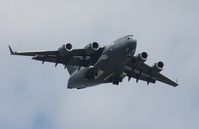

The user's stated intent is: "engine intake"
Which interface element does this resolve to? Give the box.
[65,43,72,51]
[58,43,73,56]
[85,42,100,55]
[136,52,148,62]
[91,42,99,50]
[153,61,164,72]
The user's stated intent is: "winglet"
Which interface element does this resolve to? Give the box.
[8,45,15,55]
[175,79,179,87]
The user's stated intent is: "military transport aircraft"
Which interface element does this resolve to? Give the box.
[9,35,178,89]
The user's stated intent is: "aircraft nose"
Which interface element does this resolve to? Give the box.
[126,35,136,44]
[128,38,137,49]
[126,37,137,56]
[133,40,137,48]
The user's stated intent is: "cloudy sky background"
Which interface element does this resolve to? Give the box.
[0,0,199,129]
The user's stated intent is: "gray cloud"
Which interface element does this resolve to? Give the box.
[0,0,199,129]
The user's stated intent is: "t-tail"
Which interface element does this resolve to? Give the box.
[66,65,77,75]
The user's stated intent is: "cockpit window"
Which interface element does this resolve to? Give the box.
[124,35,136,41]
[112,35,135,45]
[124,35,133,39]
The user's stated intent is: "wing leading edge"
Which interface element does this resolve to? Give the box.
[8,45,104,67]
[9,45,59,56]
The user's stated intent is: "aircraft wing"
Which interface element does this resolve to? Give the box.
[8,45,104,67]
[125,57,178,87]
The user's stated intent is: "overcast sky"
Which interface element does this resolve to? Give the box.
[0,0,199,129]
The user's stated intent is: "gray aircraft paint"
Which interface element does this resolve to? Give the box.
[9,35,178,89]
[68,35,137,88]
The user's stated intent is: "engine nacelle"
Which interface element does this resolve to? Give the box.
[135,51,148,62]
[85,42,100,55]
[152,61,164,72]
[58,43,72,56]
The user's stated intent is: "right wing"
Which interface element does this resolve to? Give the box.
[9,45,104,67]
[125,56,178,87]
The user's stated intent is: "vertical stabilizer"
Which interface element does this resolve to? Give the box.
[66,65,77,75]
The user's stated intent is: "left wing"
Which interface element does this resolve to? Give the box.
[9,44,104,67]
[125,56,178,87]
[9,45,59,56]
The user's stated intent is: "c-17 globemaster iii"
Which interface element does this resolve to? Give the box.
[9,35,178,89]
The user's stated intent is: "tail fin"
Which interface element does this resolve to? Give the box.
[66,65,77,75]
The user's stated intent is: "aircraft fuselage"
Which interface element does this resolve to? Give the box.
[9,35,178,88]
[67,35,137,89]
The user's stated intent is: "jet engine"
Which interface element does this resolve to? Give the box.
[85,42,100,55]
[136,51,148,62]
[58,43,72,56]
[152,61,164,72]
